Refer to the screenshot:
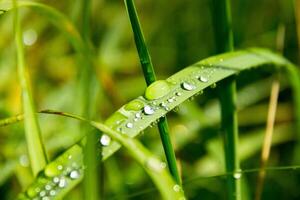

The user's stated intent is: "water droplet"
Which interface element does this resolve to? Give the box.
[19,154,29,167]
[57,165,63,171]
[160,162,167,168]
[233,172,242,179]
[42,196,50,200]
[58,177,67,188]
[210,83,217,88]
[39,190,46,197]
[69,170,80,179]
[175,92,182,96]
[23,29,38,46]
[124,100,144,111]
[219,58,224,62]
[135,112,142,118]
[167,98,174,103]
[100,134,111,146]
[145,158,163,172]
[199,76,208,83]
[173,184,181,192]
[53,177,60,184]
[126,122,133,128]
[143,105,155,115]
[49,190,56,196]
[105,112,127,128]
[45,185,52,191]
[181,82,195,91]
[45,163,63,177]
[145,80,171,100]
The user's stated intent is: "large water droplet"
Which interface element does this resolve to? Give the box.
[23,29,38,46]
[199,76,208,83]
[100,134,111,146]
[143,105,155,115]
[45,163,62,177]
[145,80,171,100]
[124,100,144,111]
[69,170,80,179]
[126,122,133,128]
[173,184,181,192]
[181,82,195,91]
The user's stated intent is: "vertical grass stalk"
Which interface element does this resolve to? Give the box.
[211,0,241,199]
[124,0,181,185]
[78,0,100,199]
[12,0,48,176]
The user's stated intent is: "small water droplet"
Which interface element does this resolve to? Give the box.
[210,83,217,88]
[160,162,167,168]
[126,122,133,128]
[39,190,46,197]
[57,165,63,171]
[53,177,60,184]
[45,185,52,191]
[173,184,181,192]
[70,170,80,179]
[144,105,155,115]
[175,92,182,96]
[19,154,29,167]
[181,82,195,91]
[49,190,56,196]
[42,197,50,200]
[145,158,163,172]
[23,29,38,46]
[167,98,174,103]
[233,172,242,179]
[100,134,111,146]
[68,155,72,160]
[219,58,224,62]
[58,177,67,188]
[199,76,208,83]
[135,112,142,118]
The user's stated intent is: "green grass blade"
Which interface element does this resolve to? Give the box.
[16,111,185,200]
[211,0,241,199]
[12,0,48,176]
[14,48,300,199]
[124,0,181,185]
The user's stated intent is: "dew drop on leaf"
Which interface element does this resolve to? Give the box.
[145,80,171,100]
[58,177,67,188]
[181,82,195,91]
[173,184,181,192]
[175,92,182,96]
[100,134,111,146]
[126,122,133,128]
[69,170,80,179]
[199,76,208,83]
[143,105,155,115]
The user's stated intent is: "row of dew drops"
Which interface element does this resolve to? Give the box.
[99,64,219,148]
[19,152,82,200]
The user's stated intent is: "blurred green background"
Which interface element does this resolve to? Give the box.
[0,0,300,199]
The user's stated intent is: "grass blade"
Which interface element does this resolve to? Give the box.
[12,0,48,176]
[211,0,241,199]
[12,48,300,199]
[124,0,181,184]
